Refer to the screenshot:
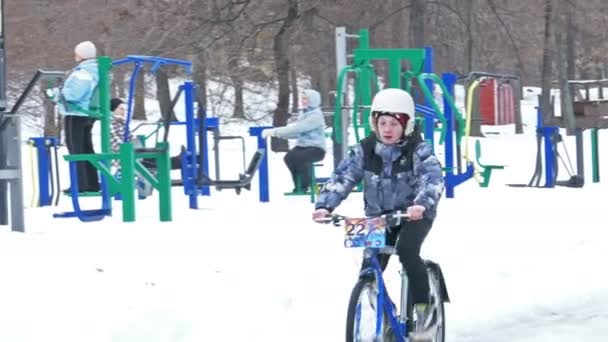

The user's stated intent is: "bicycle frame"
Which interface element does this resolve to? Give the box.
[363,247,409,341]
[319,212,415,341]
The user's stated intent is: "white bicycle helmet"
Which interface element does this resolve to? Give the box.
[369,88,415,136]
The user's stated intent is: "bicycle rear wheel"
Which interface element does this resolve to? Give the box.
[346,278,381,342]
[409,266,446,342]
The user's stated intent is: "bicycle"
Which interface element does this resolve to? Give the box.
[319,212,450,342]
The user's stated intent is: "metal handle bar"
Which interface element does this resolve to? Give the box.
[315,211,410,225]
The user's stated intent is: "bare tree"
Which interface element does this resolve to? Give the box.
[539,0,555,122]
[409,0,426,48]
[556,0,575,134]
[270,0,299,152]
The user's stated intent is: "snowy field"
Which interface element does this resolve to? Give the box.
[1,86,608,341]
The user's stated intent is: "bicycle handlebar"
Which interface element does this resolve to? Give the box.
[315,211,410,226]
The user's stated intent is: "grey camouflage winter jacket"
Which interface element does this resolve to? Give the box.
[314,135,444,220]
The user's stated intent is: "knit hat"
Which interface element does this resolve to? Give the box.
[74,41,97,60]
[372,112,410,129]
[110,98,124,112]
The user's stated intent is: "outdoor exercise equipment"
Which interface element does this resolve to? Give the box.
[461,72,523,136]
[508,100,584,188]
[1,59,64,232]
[53,56,172,222]
[523,79,608,188]
[28,136,61,207]
[332,27,473,198]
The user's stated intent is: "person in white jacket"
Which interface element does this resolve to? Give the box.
[263,89,326,192]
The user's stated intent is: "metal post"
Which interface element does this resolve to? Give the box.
[443,73,456,198]
[543,127,557,188]
[30,137,52,206]
[334,27,366,168]
[575,128,585,181]
[334,27,349,167]
[119,142,136,222]
[0,0,24,231]
[423,46,435,149]
[155,142,172,221]
[9,115,24,231]
[591,128,599,183]
[183,81,199,208]
[0,0,6,225]
[335,27,347,92]
[124,63,143,143]
[0,0,6,112]
[357,29,372,141]
[249,126,270,203]
[0,132,6,225]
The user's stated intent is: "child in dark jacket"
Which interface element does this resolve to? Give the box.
[110,98,130,169]
[109,98,153,197]
[312,88,444,339]
[110,98,183,170]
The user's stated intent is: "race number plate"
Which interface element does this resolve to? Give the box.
[344,217,386,248]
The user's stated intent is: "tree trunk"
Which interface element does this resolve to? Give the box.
[557,0,575,134]
[228,55,245,119]
[39,81,60,137]
[290,58,299,114]
[113,69,127,99]
[409,0,426,48]
[464,0,474,74]
[539,0,555,122]
[390,0,408,50]
[155,69,177,122]
[193,51,208,112]
[133,70,147,120]
[566,6,576,81]
[271,0,299,152]
[35,0,61,137]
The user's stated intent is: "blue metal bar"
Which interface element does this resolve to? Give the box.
[443,74,456,198]
[53,161,111,222]
[536,105,557,188]
[423,46,435,149]
[112,55,192,75]
[183,81,199,208]
[29,137,50,206]
[124,62,144,142]
[415,104,439,118]
[543,127,557,187]
[249,126,270,202]
[442,73,474,198]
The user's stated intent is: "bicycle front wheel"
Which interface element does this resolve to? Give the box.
[346,278,381,342]
[428,267,446,342]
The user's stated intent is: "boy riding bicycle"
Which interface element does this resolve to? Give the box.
[312,88,444,339]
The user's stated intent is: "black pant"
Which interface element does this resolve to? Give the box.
[64,115,99,191]
[367,218,433,305]
[283,146,325,191]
